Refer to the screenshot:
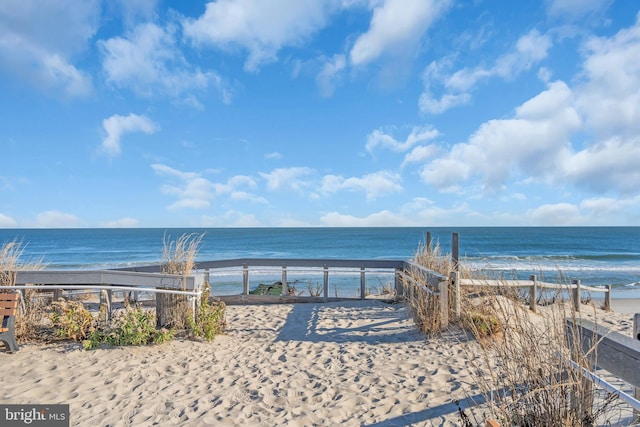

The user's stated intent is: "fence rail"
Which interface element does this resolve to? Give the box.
[398,261,449,329]
[451,272,612,315]
[567,318,640,417]
[3,270,200,322]
[13,270,194,289]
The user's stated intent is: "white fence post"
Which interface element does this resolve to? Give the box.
[439,278,449,330]
[450,271,460,319]
[572,279,581,313]
[281,266,288,296]
[242,265,249,295]
[529,275,537,313]
[604,285,611,311]
[323,265,329,301]
[99,290,112,322]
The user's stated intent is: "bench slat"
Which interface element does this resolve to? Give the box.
[0,292,19,353]
[0,293,19,318]
[0,300,18,308]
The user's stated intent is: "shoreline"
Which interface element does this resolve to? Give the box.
[604,297,640,314]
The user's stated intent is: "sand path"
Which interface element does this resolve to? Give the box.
[1,299,636,426]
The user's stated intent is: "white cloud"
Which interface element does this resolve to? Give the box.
[421,81,580,191]
[349,0,450,66]
[419,14,640,199]
[529,203,584,225]
[580,196,639,217]
[0,213,18,227]
[201,211,262,227]
[0,0,97,97]
[420,29,552,114]
[319,198,473,226]
[316,54,346,97]
[321,210,405,227]
[576,14,640,138]
[100,23,230,102]
[320,171,402,200]
[419,92,471,115]
[366,127,439,153]
[265,152,283,160]
[259,167,315,191]
[152,164,215,209]
[319,194,640,227]
[112,0,158,26]
[546,0,612,20]
[401,145,439,168]
[183,0,335,72]
[563,136,640,194]
[101,113,159,156]
[34,211,84,228]
[152,164,262,210]
[560,13,640,195]
[100,217,140,228]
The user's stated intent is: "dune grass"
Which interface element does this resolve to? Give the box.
[409,242,625,426]
[161,232,204,283]
[0,239,48,342]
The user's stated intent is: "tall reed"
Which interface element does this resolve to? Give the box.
[158,232,204,329]
[405,241,455,335]
[0,239,47,341]
[161,232,204,285]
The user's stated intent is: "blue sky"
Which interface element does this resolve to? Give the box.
[1,0,640,228]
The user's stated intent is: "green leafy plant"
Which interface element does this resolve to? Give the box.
[50,299,96,341]
[461,310,501,338]
[186,284,226,342]
[83,306,174,350]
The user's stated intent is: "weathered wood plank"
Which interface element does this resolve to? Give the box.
[15,270,193,289]
[115,258,407,272]
[567,318,640,388]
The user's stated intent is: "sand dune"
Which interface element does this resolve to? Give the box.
[0,299,636,426]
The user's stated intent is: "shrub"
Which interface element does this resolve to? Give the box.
[84,306,174,350]
[461,310,501,338]
[50,299,96,341]
[186,284,226,342]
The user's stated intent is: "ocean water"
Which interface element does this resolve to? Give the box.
[0,227,638,298]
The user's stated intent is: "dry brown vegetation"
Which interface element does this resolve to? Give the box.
[161,232,204,283]
[157,232,205,329]
[409,241,625,426]
[0,239,48,342]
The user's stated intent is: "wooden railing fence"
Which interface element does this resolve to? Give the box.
[450,272,612,316]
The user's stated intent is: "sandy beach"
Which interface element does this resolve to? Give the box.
[0,299,637,426]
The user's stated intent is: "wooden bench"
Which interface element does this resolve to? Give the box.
[0,292,19,353]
